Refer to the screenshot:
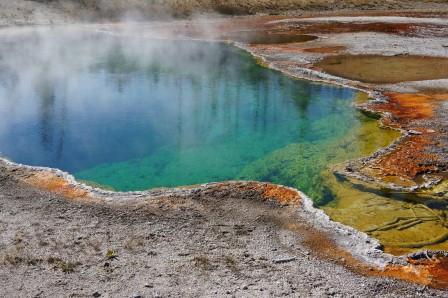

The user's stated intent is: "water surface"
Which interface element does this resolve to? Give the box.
[4,27,446,253]
[0,28,388,204]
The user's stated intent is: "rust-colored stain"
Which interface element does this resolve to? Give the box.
[292,217,448,289]
[384,256,448,289]
[373,93,436,123]
[302,223,448,289]
[362,92,446,181]
[225,182,301,206]
[370,135,437,179]
[261,184,301,205]
[23,172,91,201]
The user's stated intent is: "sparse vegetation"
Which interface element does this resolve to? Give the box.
[192,255,213,270]
[106,249,118,260]
[47,257,81,273]
[223,255,239,272]
[2,246,43,267]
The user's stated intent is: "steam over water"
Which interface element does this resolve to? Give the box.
[2,26,447,254]
[0,27,383,203]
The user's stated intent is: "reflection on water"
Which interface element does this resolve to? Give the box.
[0,28,361,195]
[0,27,445,253]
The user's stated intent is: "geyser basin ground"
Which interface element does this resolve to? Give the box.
[0,26,447,255]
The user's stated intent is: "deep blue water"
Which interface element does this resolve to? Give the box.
[0,28,368,203]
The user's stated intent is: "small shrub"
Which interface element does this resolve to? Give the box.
[106,249,118,260]
[48,257,80,273]
[192,255,212,270]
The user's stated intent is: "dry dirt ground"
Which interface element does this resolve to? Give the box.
[1,170,447,297]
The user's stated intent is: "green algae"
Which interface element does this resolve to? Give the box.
[239,115,400,205]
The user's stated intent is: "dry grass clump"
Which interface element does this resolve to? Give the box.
[47,256,81,273]
[105,249,118,260]
[192,255,213,270]
[123,235,145,251]
[1,248,44,266]
[223,255,239,272]
[0,235,43,266]
[1,247,80,273]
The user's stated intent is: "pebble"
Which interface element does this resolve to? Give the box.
[408,130,422,135]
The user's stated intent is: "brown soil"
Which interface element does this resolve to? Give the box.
[316,55,448,84]
[302,46,347,53]
[223,31,317,44]
[278,22,448,38]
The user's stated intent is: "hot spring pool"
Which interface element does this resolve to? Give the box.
[0,27,396,204]
[4,26,448,253]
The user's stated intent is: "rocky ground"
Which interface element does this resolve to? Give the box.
[1,167,447,297]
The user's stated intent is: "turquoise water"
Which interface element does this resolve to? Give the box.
[0,29,386,204]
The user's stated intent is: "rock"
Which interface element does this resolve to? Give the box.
[408,130,422,135]
[326,287,337,296]
[273,256,297,264]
